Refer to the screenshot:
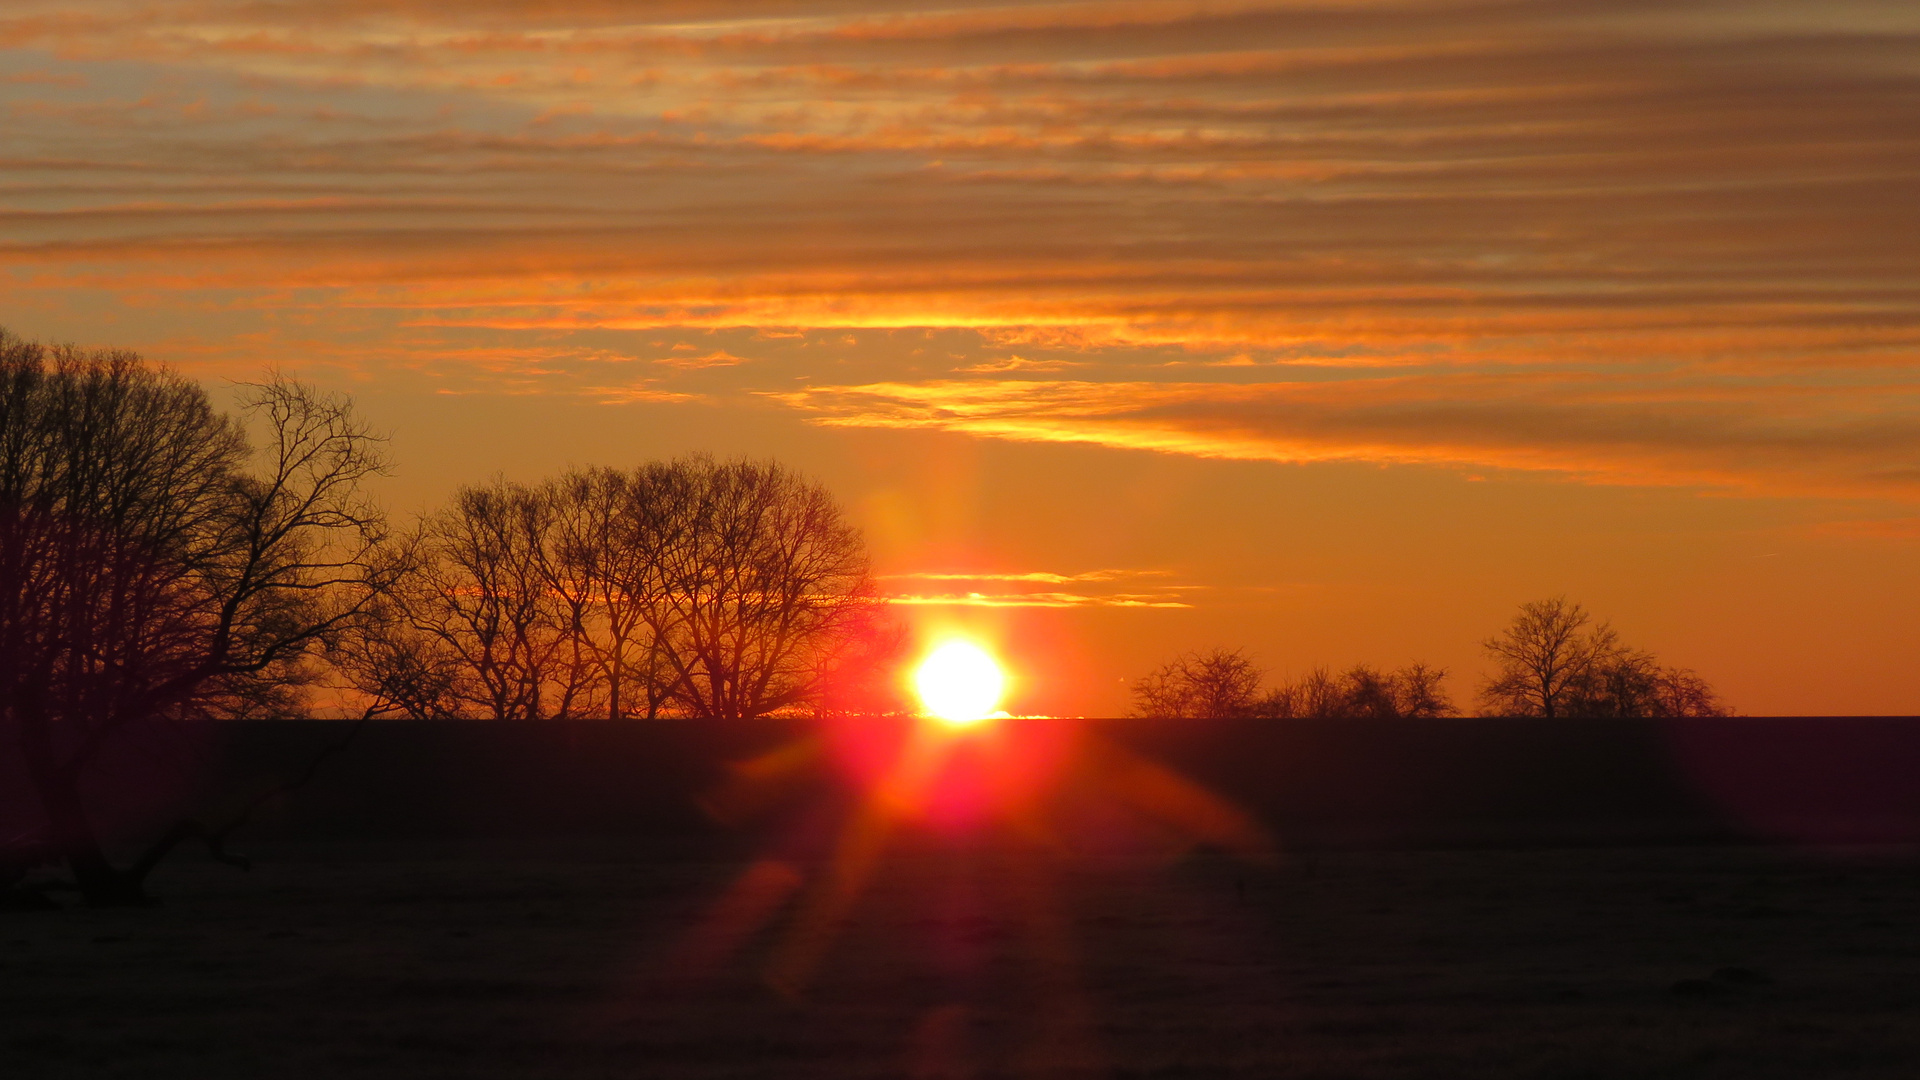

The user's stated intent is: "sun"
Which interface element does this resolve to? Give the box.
[913,640,1007,726]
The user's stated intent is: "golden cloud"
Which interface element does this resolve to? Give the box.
[770,376,1920,499]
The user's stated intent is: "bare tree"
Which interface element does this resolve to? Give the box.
[1255,662,1456,719]
[1479,596,1620,718]
[1130,647,1265,718]
[645,458,878,718]
[1388,661,1456,718]
[543,464,690,719]
[369,457,879,720]
[1562,648,1730,718]
[324,579,461,721]
[0,333,397,904]
[1481,597,1730,717]
[1646,666,1729,717]
[392,479,602,719]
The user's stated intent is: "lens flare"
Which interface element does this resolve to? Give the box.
[913,640,1006,726]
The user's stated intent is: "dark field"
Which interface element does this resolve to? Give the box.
[8,840,1920,1079]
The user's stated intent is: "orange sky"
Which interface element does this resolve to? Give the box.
[4,0,1920,714]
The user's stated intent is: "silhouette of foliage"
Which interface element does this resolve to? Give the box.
[1131,647,1266,718]
[1480,597,1729,717]
[1257,663,1457,719]
[1132,650,1455,719]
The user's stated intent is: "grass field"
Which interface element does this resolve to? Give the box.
[5,840,1920,1078]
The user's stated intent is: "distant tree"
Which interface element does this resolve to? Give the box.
[1480,597,1729,717]
[1255,662,1456,719]
[540,466,667,720]
[1561,648,1730,718]
[1479,596,1618,718]
[1387,662,1455,718]
[1645,666,1728,718]
[1130,647,1265,718]
[0,333,397,904]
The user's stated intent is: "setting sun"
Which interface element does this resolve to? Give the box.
[913,640,1007,726]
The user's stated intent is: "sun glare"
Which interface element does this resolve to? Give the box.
[913,640,1006,726]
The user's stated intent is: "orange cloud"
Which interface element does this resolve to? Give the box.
[4,0,1918,509]
[885,592,1192,609]
[771,376,1920,499]
[880,569,1171,584]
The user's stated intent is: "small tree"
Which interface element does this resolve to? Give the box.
[1256,663,1456,719]
[1130,647,1265,718]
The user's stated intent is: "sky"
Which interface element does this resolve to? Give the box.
[4,0,1919,715]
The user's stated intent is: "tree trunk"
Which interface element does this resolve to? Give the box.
[19,722,148,905]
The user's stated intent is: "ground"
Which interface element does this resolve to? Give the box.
[5,841,1920,1078]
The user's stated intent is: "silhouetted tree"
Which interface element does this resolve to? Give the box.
[1561,648,1729,718]
[540,467,665,719]
[807,616,914,718]
[1479,596,1617,718]
[1131,647,1265,718]
[646,457,878,718]
[0,333,397,904]
[1256,662,1456,719]
[1481,597,1729,717]
[394,479,585,719]
[368,456,879,719]
[324,581,461,721]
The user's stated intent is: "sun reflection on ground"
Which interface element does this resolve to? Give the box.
[682,707,1274,1014]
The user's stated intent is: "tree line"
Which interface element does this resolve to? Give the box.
[1131,596,1729,719]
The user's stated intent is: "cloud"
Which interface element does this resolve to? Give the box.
[1807,517,1920,541]
[880,568,1170,584]
[884,591,1192,609]
[878,567,1193,607]
[583,384,705,404]
[3,0,1918,508]
[954,355,1088,374]
[772,375,1920,499]
[654,349,749,368]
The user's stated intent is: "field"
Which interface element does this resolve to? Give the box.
[7,839,1920,1078]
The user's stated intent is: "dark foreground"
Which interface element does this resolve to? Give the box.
[6,842,1920,1078]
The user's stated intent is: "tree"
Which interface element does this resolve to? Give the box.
[388,478,605,720]
[363,457,881,719]
[1561,648,1729,718]
[1384,661,1455,719]
[1480,597,1730,717]
[1255,662,1456,719]
[645,457,878,718]
[1479,596,1618,718]
[1130,647,1265,718]
[540,466,663,720]
[0,332,397,904]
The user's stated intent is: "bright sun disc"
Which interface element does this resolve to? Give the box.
[914,641,1006,726]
